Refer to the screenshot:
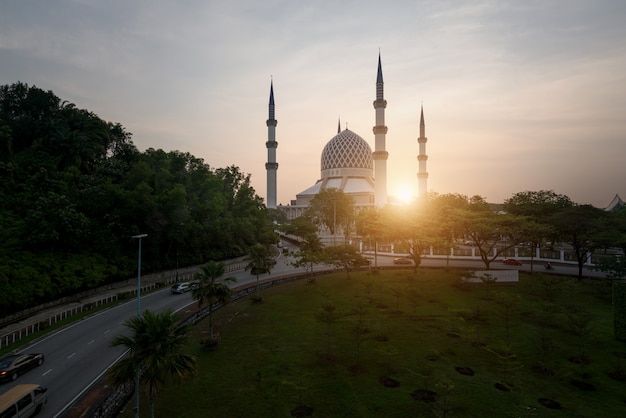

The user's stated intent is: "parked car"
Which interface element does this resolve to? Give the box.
[0,353,45,382]
[393,257,412,265]
[502,258,522,266]
[170,282,194,294]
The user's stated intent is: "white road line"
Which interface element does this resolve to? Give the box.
[88,339,95,345]
[42,369,52,376]
[67,353,76,359]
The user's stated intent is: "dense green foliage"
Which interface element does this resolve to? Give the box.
[0,82,275,316]
[125,270,626,417]
[614,281,626,341]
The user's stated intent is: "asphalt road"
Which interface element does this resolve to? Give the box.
[0,245,604,417]
[1,248,305,417]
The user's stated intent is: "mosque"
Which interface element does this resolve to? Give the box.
[265,54,428,221]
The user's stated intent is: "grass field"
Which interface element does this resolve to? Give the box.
[123,269,626,417]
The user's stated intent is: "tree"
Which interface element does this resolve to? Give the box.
[109,309,197,418]
[550,205,606,279]
[315,300,342,359]
[306,188,355,241]
[354,207,383,268]
[323,244,369,278]
[245,243,275,300]
[192,261,236,340]
[592,257,626,279]
[504,190,573,222]
[453,196,527,269]
[385,196,453,269]
[504,190,573,258]
[594,207,626,255]
[281,215,325,272]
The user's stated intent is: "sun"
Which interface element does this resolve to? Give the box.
[394,184,415,204]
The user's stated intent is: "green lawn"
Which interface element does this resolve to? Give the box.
[125,269,626,417]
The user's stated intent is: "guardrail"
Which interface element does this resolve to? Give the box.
[0,262,247,351]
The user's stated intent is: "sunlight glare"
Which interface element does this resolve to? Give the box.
[394,184,414,204]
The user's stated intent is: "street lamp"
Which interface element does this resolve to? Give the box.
[131,234,148,317]
[175,223,183,282]
[131,233,147,418]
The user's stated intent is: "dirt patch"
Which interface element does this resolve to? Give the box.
[63,380,116,418]
[455,366,475,376]
[538,398,562,409]
[607,370,626,381]
[348,364,367,376]
[374,334,389,342]
[570,379,596,391]
[446,332,461,339]
[411,389,436,403]
[291,404,314,417]
[494,382,510,392]
[379,376,400,388]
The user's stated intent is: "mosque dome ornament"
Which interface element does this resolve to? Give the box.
[321,129,373,171]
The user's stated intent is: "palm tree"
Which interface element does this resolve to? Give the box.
[245,243,275,301]
[192,261,236,340]
[109,309,197,418]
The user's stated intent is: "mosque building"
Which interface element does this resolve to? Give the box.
[266,54,429,221]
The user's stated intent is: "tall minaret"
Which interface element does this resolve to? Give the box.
[417,105,428,197]
[265,80,278,208]
[372,53,388,206]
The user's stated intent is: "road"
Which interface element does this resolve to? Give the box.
[0,245,603,417]
[0,248,306,417]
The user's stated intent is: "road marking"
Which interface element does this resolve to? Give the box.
[43,369,52,376]
[67,353,76,359]
[88,339,95,345]
[104,329,110,334]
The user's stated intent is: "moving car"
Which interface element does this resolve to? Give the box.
[393,257,412,265]
[502,258,522,266]
[0,353,45,382]
[170,282,194,294]
[0,384,48,417]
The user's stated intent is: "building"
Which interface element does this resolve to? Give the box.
[269,54,428,221]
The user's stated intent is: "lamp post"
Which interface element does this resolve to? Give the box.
[131,234,148,316]
[131,233,146,418]
[175,223,183,282]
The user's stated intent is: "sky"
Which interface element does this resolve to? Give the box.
[1,0,625,208]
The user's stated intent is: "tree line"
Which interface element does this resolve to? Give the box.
[285,188,626,278]
[0,82,276,317]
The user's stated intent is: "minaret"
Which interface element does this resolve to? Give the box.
[265,80,278,208]
[372,53,388,206]
[417,105,428,197]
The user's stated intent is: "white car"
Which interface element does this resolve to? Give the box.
[171,282,194,294]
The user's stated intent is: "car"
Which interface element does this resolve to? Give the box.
[0,353,45,382]
[503,258,522,266]
[170,282,194,294]
[393,257,412,265]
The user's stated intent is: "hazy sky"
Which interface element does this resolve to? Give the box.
[2,0,625,207]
